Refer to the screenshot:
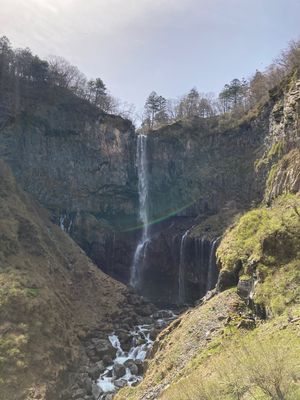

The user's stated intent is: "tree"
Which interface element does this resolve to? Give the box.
[249,70,268,105]
[87,78,107,107]
[47,55,86,93]
[144,91,167,129]
[0,36,14,82]
[219,78,249,113]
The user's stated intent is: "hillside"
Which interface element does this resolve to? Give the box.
[0,161,138,400]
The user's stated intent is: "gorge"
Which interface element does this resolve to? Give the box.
[0,40,300,400]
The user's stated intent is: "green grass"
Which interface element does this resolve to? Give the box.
[217,194,300,273]
[161,310,300,400]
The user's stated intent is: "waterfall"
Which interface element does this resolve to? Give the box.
[178,230,189,304]
[206,238,220,292]
[130,134,149,289]
[177,234,220,304]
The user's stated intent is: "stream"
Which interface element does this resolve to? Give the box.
[97,310,177,399]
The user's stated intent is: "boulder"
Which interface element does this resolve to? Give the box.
[237,278,254,299]
[113,363,126,379]
[124,360,139,375]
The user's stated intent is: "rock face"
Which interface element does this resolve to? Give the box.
[0,84,138,282]
[134,113,268,303]
[0,73,299,305]
[146,116,267,220]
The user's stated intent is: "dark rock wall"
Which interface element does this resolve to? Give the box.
[0,85,138,282]
[1,76,299,305]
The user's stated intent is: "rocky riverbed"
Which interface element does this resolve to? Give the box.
[67,308,178,400]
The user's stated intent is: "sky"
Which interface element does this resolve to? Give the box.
[1,0,300,111]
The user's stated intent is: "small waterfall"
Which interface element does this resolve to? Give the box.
[177,233,220,304]
[206,238,220,292]
[178,230,189,304]
[130,134,149,289]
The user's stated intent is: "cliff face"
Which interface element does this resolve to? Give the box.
[146,116,266,220]
[136,74,300,304]
[0,74,299,306]
[0,84,138,282]
[137,113,268,304]
[263,74,300,202]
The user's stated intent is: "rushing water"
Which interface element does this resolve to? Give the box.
[178,230,189,304]
[130,134,149,289]
[97,311,177,398]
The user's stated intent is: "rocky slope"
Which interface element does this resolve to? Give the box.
[0,160,142,400]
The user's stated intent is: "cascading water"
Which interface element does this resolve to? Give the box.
[178,230,189,304]
[130,134,149,289]
[177,233,220,304]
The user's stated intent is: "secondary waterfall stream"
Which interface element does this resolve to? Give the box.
[178,232,220,304]
[130,134,149,289]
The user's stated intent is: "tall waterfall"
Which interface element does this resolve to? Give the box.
[130,134,149,289]
[178,231,188,304]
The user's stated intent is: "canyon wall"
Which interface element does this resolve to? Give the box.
[0,73,299,305]
[0,84,138,282]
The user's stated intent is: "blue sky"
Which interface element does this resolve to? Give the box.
[1,0,300,111]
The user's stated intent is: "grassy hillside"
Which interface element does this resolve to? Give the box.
[0,161,129,400]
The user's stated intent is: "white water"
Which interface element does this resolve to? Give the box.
[178,230,189,304]
[97,311,177,398]
[130,134,149,288]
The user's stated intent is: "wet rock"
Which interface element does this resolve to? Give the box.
[124,360,139,375]
[117,330,132,351]
[102,355,114,366]
[113,363,126,379]
[135,359,144,375]
[114,379,127,389]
